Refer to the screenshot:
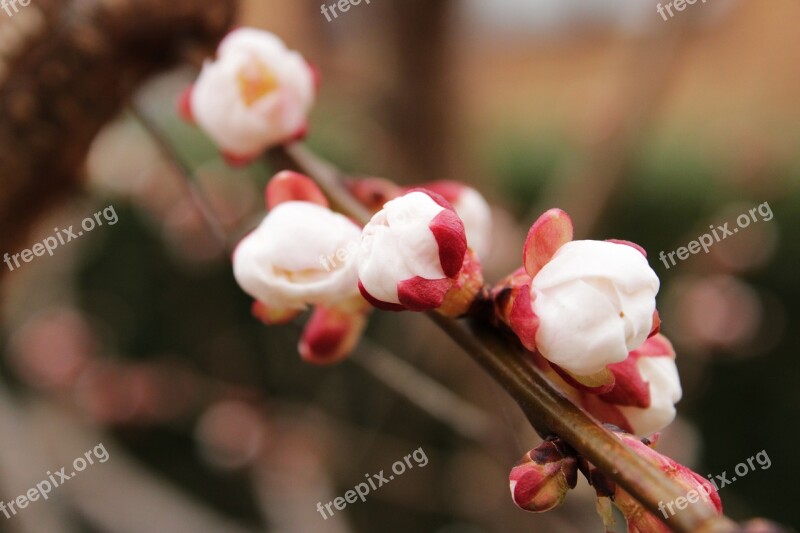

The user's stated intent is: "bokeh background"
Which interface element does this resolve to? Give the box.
[1,0,798,531]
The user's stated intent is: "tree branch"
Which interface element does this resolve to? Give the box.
[272,143,742,533]
[0,0,237,280]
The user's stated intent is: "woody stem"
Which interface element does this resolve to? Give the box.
[271,142,741,533]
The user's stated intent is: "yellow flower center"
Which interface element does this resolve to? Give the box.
[237,61,279,107]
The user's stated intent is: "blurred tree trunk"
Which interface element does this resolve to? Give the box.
[0,0,236,279]
[385,0,456,181]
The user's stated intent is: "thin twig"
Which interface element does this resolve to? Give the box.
[128,105,231,251]
[272,143,743,533]
[351,338,501,446]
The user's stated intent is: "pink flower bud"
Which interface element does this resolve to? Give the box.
[413,181,493,258]
[299,302,369,365]
[187,28,315,164]
[509,439,578,513]
[265,171,329,210]
[346,177,403,213]
[357,190,475,312]
[613,433,722,532]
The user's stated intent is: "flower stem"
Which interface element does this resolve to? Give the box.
[272,142,742,533]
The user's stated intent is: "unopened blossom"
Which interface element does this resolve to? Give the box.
[185,28,316,165]
[233,172,361,314]
[613,432,722,532]
[357,189,481,315]
[412,181,492,258]
[496,209,660,389]
[299,303,368,365]
[603,335,682,436]
[532,240,659,377]
[234,172,368,364]
[509,439,577,513]
[234,202,361,311]
[348,179,492,258]
[550,335,683,436]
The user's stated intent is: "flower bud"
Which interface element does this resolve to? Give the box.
[531,239,659,379]
[186,28,315,165]
[599,334,683,436]
[613,432,722,532]
[497,209,661,391]
[414,181,493,258]
[346,177,403,213]
[299,301,369,365]
[532,335,682,437]
[357,190,477,312]
[509,439,578,513]
[233,174,362,312]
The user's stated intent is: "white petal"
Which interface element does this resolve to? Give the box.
[453,187,492,258]
[619,356,682,436]
[233,202,361,309]
[533,279,630,375]
[531,240,659,375]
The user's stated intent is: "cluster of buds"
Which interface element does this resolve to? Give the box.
[510,431,723,532]
[186,30,680,435]
[179,28,489,361]
[232,172,489,363]
[181,26,791,533]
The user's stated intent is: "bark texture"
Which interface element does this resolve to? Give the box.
[0,0,236,274]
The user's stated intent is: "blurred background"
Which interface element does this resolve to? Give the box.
[0,0,798,531]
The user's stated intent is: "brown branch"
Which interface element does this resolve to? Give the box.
[273,142,742,533]
[0,0,237,281]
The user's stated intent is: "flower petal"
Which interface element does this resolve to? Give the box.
[429,208,467,278]
[358,280,406,312]
[397,277,453,312]
[299,305,367,365]
[265,171,329,209]
[509,284,539,351]
[606,238,647,258]
[524,209,573,277]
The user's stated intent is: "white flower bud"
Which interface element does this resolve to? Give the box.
[357,191,468,311]
[190,28,315,160]
[531,240,659,376]
[233,202,361,311]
